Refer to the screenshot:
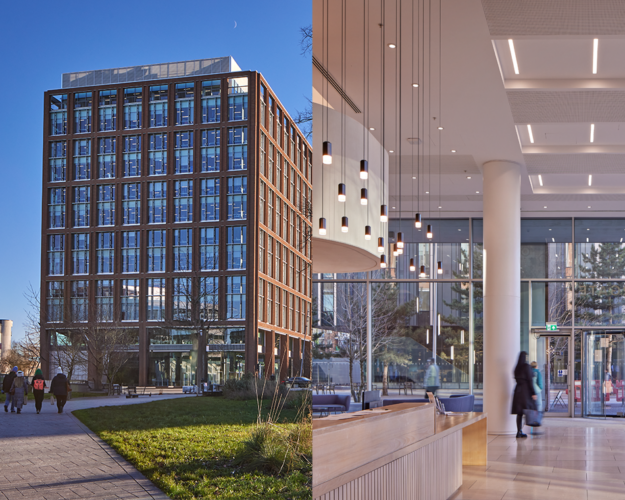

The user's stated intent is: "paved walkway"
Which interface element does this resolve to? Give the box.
[0,394,194,500]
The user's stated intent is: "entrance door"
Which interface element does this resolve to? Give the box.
[583,331,625,418]
[534,334,571,415]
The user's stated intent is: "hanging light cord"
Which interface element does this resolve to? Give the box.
[398,0,402,240]
[438,0,442,228]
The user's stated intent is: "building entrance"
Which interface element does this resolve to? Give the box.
[582,331,625,418]
[531,332,573,417]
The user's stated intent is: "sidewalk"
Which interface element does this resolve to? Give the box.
[0,393,193,499]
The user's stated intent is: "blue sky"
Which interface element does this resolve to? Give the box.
[0,0,311,342]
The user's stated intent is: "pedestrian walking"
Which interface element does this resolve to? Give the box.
[9,371,28,414]
[424,358,440,398]
[3,366,18,413]
[50,367,70,414]
[31,368,46,414]
[530,361,544,412]
[511,351,537,438]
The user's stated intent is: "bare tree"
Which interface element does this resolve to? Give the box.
[49,330,86,382]
[300,25,312,56]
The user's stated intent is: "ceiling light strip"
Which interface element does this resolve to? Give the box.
[590,123,595,143]
[508,39,519,75]
[589,174,592,187]
[593,38,598,75]
[527,124,534,144]
[538,174,543,187]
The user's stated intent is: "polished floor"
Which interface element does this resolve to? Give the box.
[450,418,625,500]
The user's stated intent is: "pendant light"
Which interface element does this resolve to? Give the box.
[409,258,416,272]
[419,265,426,278]
[361,188,368,205]
[318,218,327,236]
[380,204,388,222]
[437,261,443,274]
[377,237,385,253]
[392,243,398,257]
[397,246,403,255]
[397,231,404,249]
[360,159,369,179]
[322,141,333,164]
[415,213,422,228]
[338,183,346,202]
[380,254,387,268]
[426,224,433,239]
[365,225,372,240]
[341,216,349,233]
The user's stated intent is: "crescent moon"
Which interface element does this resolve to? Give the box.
[234,21,237,28]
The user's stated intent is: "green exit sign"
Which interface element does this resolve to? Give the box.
[546,322,558,332]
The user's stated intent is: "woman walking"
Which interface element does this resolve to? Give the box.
[9,371,29,414]
[530,361,544,412]
[511,351,537,438]
[31,369,46,414]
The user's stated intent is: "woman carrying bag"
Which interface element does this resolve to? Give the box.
[31,369,47,414]
[511,351,537,438]
[9,371,29,414]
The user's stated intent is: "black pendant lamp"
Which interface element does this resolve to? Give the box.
[415,213,422,228]
[341,216,349,233]
[377,237,385,253]
[380,254,387,268]
[322,141,333,165]
[360,159,369,179]
[426,224,433,239]
[318,217,327,236]
[380,205,388,222]
[419,265,426,278]
[437,261,443,275]
[338,183,346,202]
[409,258,416,272]
[365,225,372,240]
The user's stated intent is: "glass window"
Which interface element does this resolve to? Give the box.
[174,180,193,222]
[72,233,89,275]
[259,181,265,226]
[575,219,625,279]
[201,277,219,321]
[148,181,166,223]
[122,231,140,273]
[73,92,92,133]
[73,139,91,180]
[173,278,191,320]
[228,95,248,121]
[98,90,117,131]
[267,143,274,184]
[147,278,165,321]
[122,183,140,225]
[123,135,141,177]
[149,133,167,175]
[227,127,247,170]
[276,108,283,148]
[50,94,68,135]
[175,83,194,125]
[520,219,572,279]
[227,176,247,220]
[47,282,64,322]
[227,276,246,319]
[97,232,114,274]
[97,185,115,226]
[97,137,116,179]
[123,88,142,129]
[49,188,66,229]
[71,281,89,322]
[96,280,114,322]
[49,141,66,182]
[201,129,220,172]
[200,178,219,221]
[267,96,274,136]
[121,279,140,321]
[228,77,248,95]
[149,85,168,127]
[48,235,64,276]
[259,133,266,177]
[260,84,266,128]
[73,186,90,227]
[174,131,193,174]
[227,226,246,270]
[174,229,192,271]
[575,281,625,326]
[201,80,221,123]
[148,230,166,272]
[200,227,219,271]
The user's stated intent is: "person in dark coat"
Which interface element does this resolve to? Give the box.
[511,351,537,438]
[9,371,28,414]
[50,367,69,414]
[3,366,18,413]
[31,369,47,414]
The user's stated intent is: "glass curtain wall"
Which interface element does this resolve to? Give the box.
[313,218,625,416]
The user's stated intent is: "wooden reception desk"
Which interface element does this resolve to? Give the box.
[313,403,487,500]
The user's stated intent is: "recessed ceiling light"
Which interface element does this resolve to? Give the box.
[590,124,595,143]
[508,39,520,75]
[438,206,442,209]
[451,149,456,153]
[392,207,396,209]
[538,174,543,186]
[527,124,534,144]
[370,127,375,131]
[389,150,394,153]
[549,228,552,231]
[587,237,589,242]
[589,174,592,186]
[588,206,592,208]
[552,238,555,242]
[412,176,416,179]
[467,176,472,179]
[438,126,444,130]
[388,43,396,49]
[544,206,547,209]
[426,191,429,194]
[593,38,598,74]
[587,228,590,231]
[476,191,480,194]
[413,83,419,87]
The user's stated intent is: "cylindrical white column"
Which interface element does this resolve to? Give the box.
[0,320,12,360]
[483,161,521,435]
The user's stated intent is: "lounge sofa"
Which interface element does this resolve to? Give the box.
[383,394,475,412]
[312,394,351,413]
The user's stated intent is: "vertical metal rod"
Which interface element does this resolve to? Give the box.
[367,271,372,391]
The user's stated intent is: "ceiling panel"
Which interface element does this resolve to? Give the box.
[525,153,625,174]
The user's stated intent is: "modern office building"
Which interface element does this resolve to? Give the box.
[40,57,313,386]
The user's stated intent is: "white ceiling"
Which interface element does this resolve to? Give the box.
[312,0,625,217]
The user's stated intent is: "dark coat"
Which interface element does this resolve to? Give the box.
[511,363,536,414]
[50,373,68,396]
[3,372,16,392]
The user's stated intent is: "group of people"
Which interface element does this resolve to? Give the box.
[2,367,71,414]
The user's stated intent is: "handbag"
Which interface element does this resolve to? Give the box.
[525,409,543,427]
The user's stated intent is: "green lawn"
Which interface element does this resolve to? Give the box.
[74,397,311,500]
